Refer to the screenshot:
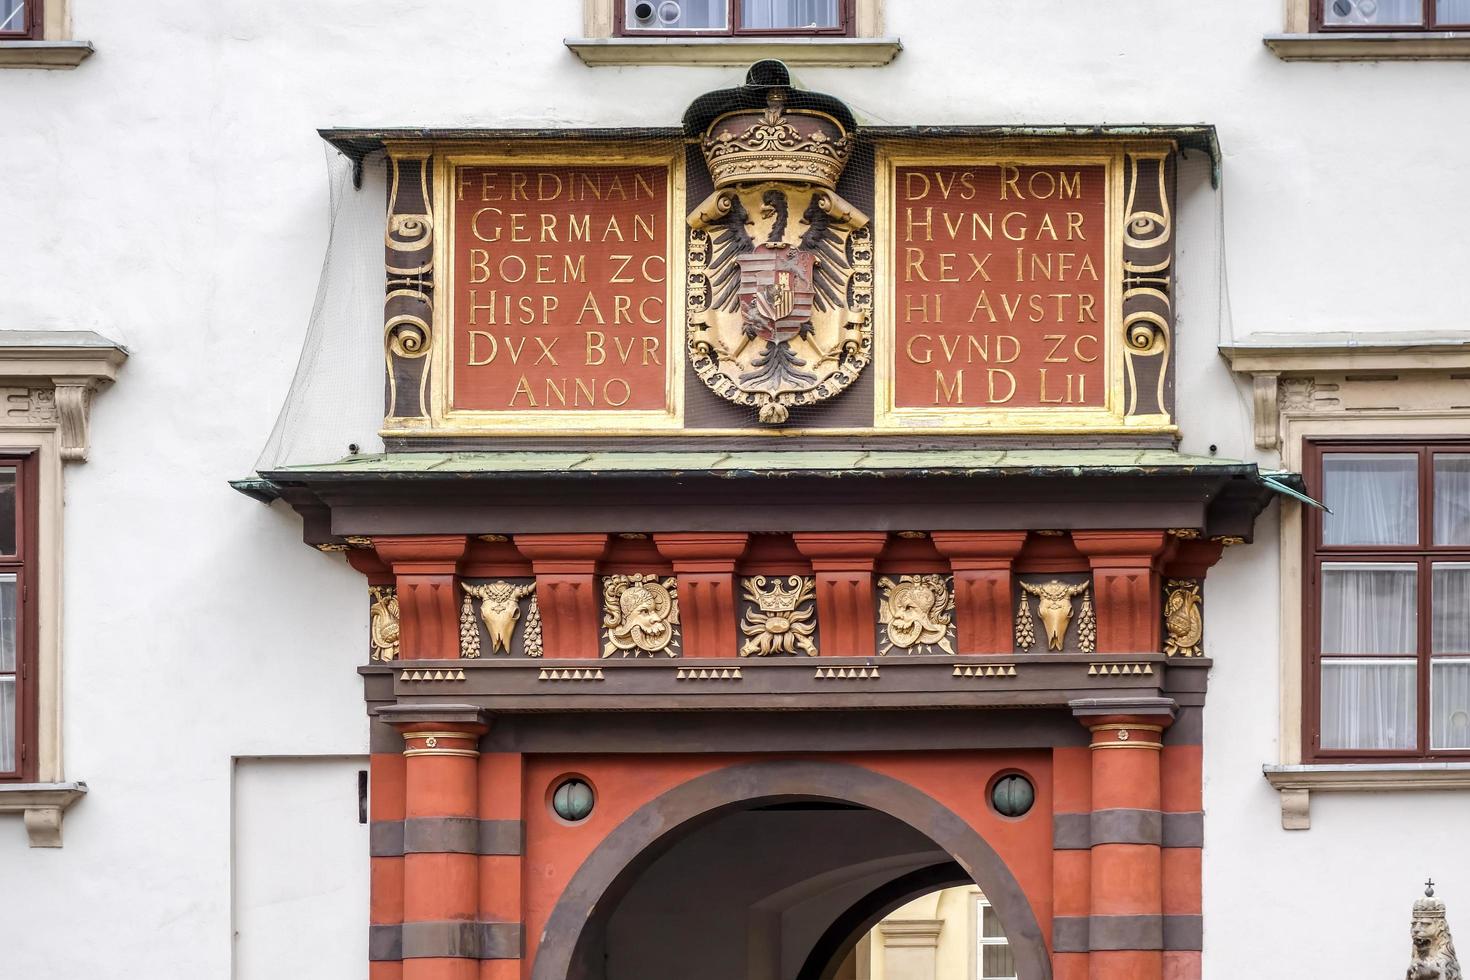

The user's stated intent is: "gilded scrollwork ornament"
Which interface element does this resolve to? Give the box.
[686,75,871,425]
[1163,579,1204,657]
[877,575,956,655]
[601,574,680,658]
[368,586,400,662]
[461,581,538,658]
[740,575,818,657]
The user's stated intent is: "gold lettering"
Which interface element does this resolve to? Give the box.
[604,378,631,406]
[905,247,930,283]
[602,216,624,242]
[634,172,656,200]
[639,296,662,324]
[568,214,591,242]
[1068,211,1086,241]
[468,289,496,325]
[1000,165,1022,200]
[904,170,931,201]
[510,172,528,201]
[1002,212,1027,241]
[641,255,666,283]
[610,255,635,284]
[996,335,1020,364]
[938,253,958,283]
[472,207,503,243]
[469,249,491,284]
[968,292,997,324]
[586,330,606,365]
[906,207,933,243]
[1078,294,1097,323]
[642,336,661,365]
[1058,171,1081,199]
[480,172,500,201]
[467,330,496,365]
[968,253,992,282]
[935,369,964,405]
[1074,334,1099,362]
[533,337,559,366]
[539,214,558,243]
[577,293,606,325]
[633,214,655,242]
[537,172,562,201]
[613,295,632,325]
[987,368,1016,404]
[509,375,536,407]
[906,333,933,364]
[564,254,587,282]
[1043,334,1069,363]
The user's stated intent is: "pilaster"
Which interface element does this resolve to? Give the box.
[793,532,889,657]
[514,534,608,659]
[1071,532,1169,653]
[931,531,1028,654]
[654,533,749,658]
[374,536,471,660]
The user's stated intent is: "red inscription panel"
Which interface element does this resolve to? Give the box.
[451,164,671,413]
[893,164,1108,410]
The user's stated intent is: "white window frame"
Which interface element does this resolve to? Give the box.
[973,896,1017,980]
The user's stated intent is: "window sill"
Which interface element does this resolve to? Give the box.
[0,40,94,69]
[1263,763,1470,830]
[1264,32,1470,60]
[0,782,87,846]
[564,35,901,67]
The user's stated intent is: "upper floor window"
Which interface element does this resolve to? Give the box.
[1316,0,1470,30]
[0,0,40,39]
[619,0,849,35]
[1306,441,1470,760]
[0,455,35,781]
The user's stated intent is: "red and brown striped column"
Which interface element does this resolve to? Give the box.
[1064,697,1181,980]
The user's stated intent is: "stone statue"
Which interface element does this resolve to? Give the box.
[1408,881,1461,980]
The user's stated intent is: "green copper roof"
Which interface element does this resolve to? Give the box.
[257,448,1268,482]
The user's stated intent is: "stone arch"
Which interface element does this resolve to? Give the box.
[530,759,1051,980]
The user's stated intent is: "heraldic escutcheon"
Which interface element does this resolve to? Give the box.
[686,61,873,424]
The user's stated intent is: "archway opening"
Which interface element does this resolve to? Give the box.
[531,761,1050,980]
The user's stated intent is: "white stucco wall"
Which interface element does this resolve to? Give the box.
[1,1,1465,977]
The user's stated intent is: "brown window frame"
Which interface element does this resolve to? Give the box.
[1303,438,1470,763]
[1312,0,1470,32]
[0,0,42,40]
[615,0,854,37]
[0,452,37,783]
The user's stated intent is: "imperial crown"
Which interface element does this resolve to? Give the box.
[751,576,804,613]
[701,88,853,192]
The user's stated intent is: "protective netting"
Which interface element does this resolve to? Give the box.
[253,73,1247,471]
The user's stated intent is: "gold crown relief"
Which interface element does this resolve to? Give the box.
[701,90,853,191]
[751,575,804,612]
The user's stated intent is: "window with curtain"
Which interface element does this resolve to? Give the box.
[1309,442,1470,759]
[620,0,845,34]
[0,457,32,781]
[975,899,1016,980]
[1315,0,1470,30]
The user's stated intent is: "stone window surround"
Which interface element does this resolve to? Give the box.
[567,0,899,66]
[1223,333,1470,830]
[0,331,126,846]
[1265,0,1470,60]
[0,0,92,69]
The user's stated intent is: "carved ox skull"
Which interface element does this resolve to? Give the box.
[466,582,535,654]
[1020,580,1090,651]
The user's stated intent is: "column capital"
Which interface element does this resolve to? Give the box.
[1070,530,1170,563]
[1071,697,1176,749]
[792,531,888,567]
[930,530,1028,565]
[513,532,609,566]
[376,703,491,731]
[371,534,472,572]
[653,532,750,568]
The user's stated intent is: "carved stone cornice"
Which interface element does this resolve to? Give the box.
[1220,332,1470,450]
[0,331,127,462]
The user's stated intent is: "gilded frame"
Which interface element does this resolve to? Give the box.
[872,140,1165,434]
[398,142,687,436]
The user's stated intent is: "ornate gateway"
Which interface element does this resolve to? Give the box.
[686,66,872,424]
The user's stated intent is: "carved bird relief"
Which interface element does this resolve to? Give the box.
[1019,580,1091,651]
[368,586,400,662]
[1163,580,1204,657]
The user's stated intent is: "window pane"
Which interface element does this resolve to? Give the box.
[1432,660,1470,749]
[0,675,13,772]
[1321,563,1417,654]
[1434,454,1470,545]
[981,904,1005,939]
[0,575,14,673]
[1322,454,1418,546]
[1321,659,1417,749]
[0,467,16,556]
[981,943,1017,979]
[624,0,728,29]
[1438,0,1470,23]
[1322,0,1426,25]
[0,1,25,34]
[742,0,840,29]
[1434,563,1470,654]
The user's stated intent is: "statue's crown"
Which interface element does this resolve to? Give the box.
[1415,881,1448,920]
[694,62,854,192]
[755,578,802,613]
